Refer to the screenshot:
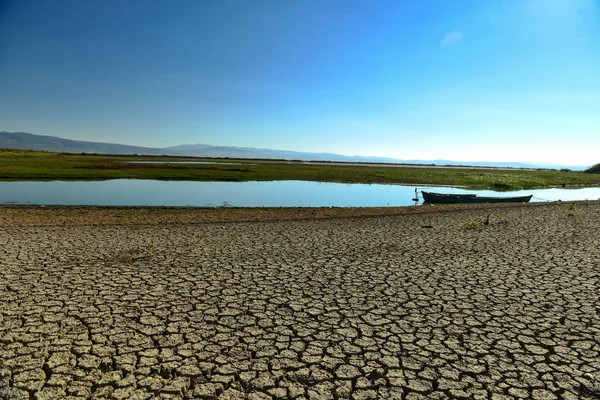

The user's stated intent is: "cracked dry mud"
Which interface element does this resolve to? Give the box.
[1,202,599,399]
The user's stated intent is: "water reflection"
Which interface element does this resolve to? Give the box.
[0,180,599,207]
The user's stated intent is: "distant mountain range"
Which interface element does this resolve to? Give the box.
[0,131,587,170]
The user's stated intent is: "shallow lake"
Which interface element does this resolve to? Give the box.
[1,180,599,207]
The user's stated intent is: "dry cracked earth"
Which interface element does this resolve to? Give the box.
[1,202,599,399]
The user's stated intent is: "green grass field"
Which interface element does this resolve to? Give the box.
[1,149,599,190]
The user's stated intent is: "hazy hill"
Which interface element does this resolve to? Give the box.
[0,131,586,170]
[164,143,405,163]
[0,131,164,155]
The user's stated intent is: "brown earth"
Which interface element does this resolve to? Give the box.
[1,202,599,399]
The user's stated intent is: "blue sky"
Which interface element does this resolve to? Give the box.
[1,0,598,165]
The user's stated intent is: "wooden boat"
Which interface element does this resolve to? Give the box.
[421,191,532,204]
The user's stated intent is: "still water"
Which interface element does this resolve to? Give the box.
[1,180,599,207]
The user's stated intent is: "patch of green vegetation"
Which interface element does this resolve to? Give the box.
[1,149,600,190]
[465,219,483,230]
[466,215,494,230]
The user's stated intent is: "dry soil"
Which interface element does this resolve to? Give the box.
[1,202,599,399]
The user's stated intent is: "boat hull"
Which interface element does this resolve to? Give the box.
[421,191,532,204]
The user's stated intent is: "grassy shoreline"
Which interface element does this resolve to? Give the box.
[1,149,599,190]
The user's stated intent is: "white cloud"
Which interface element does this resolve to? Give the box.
[441,31,463,47]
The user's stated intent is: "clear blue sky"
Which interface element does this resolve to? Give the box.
[1,0,598,165]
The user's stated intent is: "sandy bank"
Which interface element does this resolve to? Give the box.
[0,201,573,226]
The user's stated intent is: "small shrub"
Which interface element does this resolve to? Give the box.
[466,219,482,230]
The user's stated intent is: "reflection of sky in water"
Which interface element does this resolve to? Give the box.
[0,180,599,207]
